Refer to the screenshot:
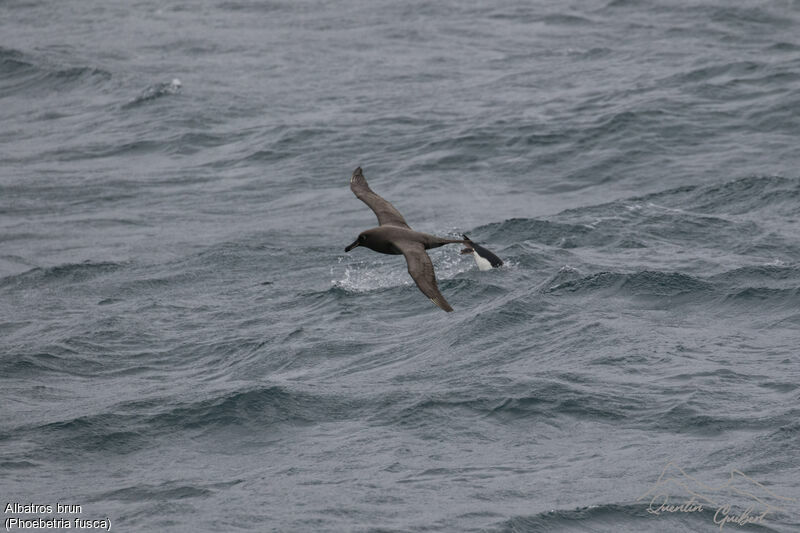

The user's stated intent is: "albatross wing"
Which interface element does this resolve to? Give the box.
[350,167,410,228]
[462,234,503,268]
[396,240,454,312]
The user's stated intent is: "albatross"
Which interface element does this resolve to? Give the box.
[344,167,500,312]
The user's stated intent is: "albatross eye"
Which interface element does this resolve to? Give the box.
[359,235,366,242]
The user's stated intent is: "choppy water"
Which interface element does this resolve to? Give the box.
[2,0,800,531]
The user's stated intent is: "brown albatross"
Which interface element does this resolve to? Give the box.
[344,167,495,312]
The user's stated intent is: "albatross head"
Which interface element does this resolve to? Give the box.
[345,233,367,252]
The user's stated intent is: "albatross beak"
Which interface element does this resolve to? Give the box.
[345,239,360,252]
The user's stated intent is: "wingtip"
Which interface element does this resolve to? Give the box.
[431,298,454,312]
[350,166,364,185]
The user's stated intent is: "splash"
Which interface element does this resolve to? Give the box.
[331,258,411,293]
[330,248,473,293]
[124,78,182,107]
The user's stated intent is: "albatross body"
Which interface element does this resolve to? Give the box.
[345,167,500,312]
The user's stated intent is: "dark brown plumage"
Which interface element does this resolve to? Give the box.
[345,167,466,312]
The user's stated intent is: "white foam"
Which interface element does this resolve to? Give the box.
[331,248,472,293]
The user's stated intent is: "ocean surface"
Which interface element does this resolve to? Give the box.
[2,0,799,531]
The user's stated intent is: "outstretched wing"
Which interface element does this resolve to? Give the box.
[395,240,453,312]
[350,167,410,228]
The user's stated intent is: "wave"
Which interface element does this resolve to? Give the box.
[216,1,287,13]
[646,403,800,437]
[94,482,215,503]
[709,264,800,286]
[48,132,231,161]
[486,502,741,533]
[471,176,800,252]
[546,271,714,298]
[636,175,800,216]
[722,286,800,305]
[0,46,33,75]
[18,385,350,457]
[0,260,124,290]
[543,267,800,309]
[2,350,75,378]
[0,46,111,97]
[477,218,601,248]
[708,5,791,29]
[386,381,646,430]
[123,78,182,108]
[541,13,594,26]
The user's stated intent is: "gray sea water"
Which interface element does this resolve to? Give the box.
[2,0,800,531]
